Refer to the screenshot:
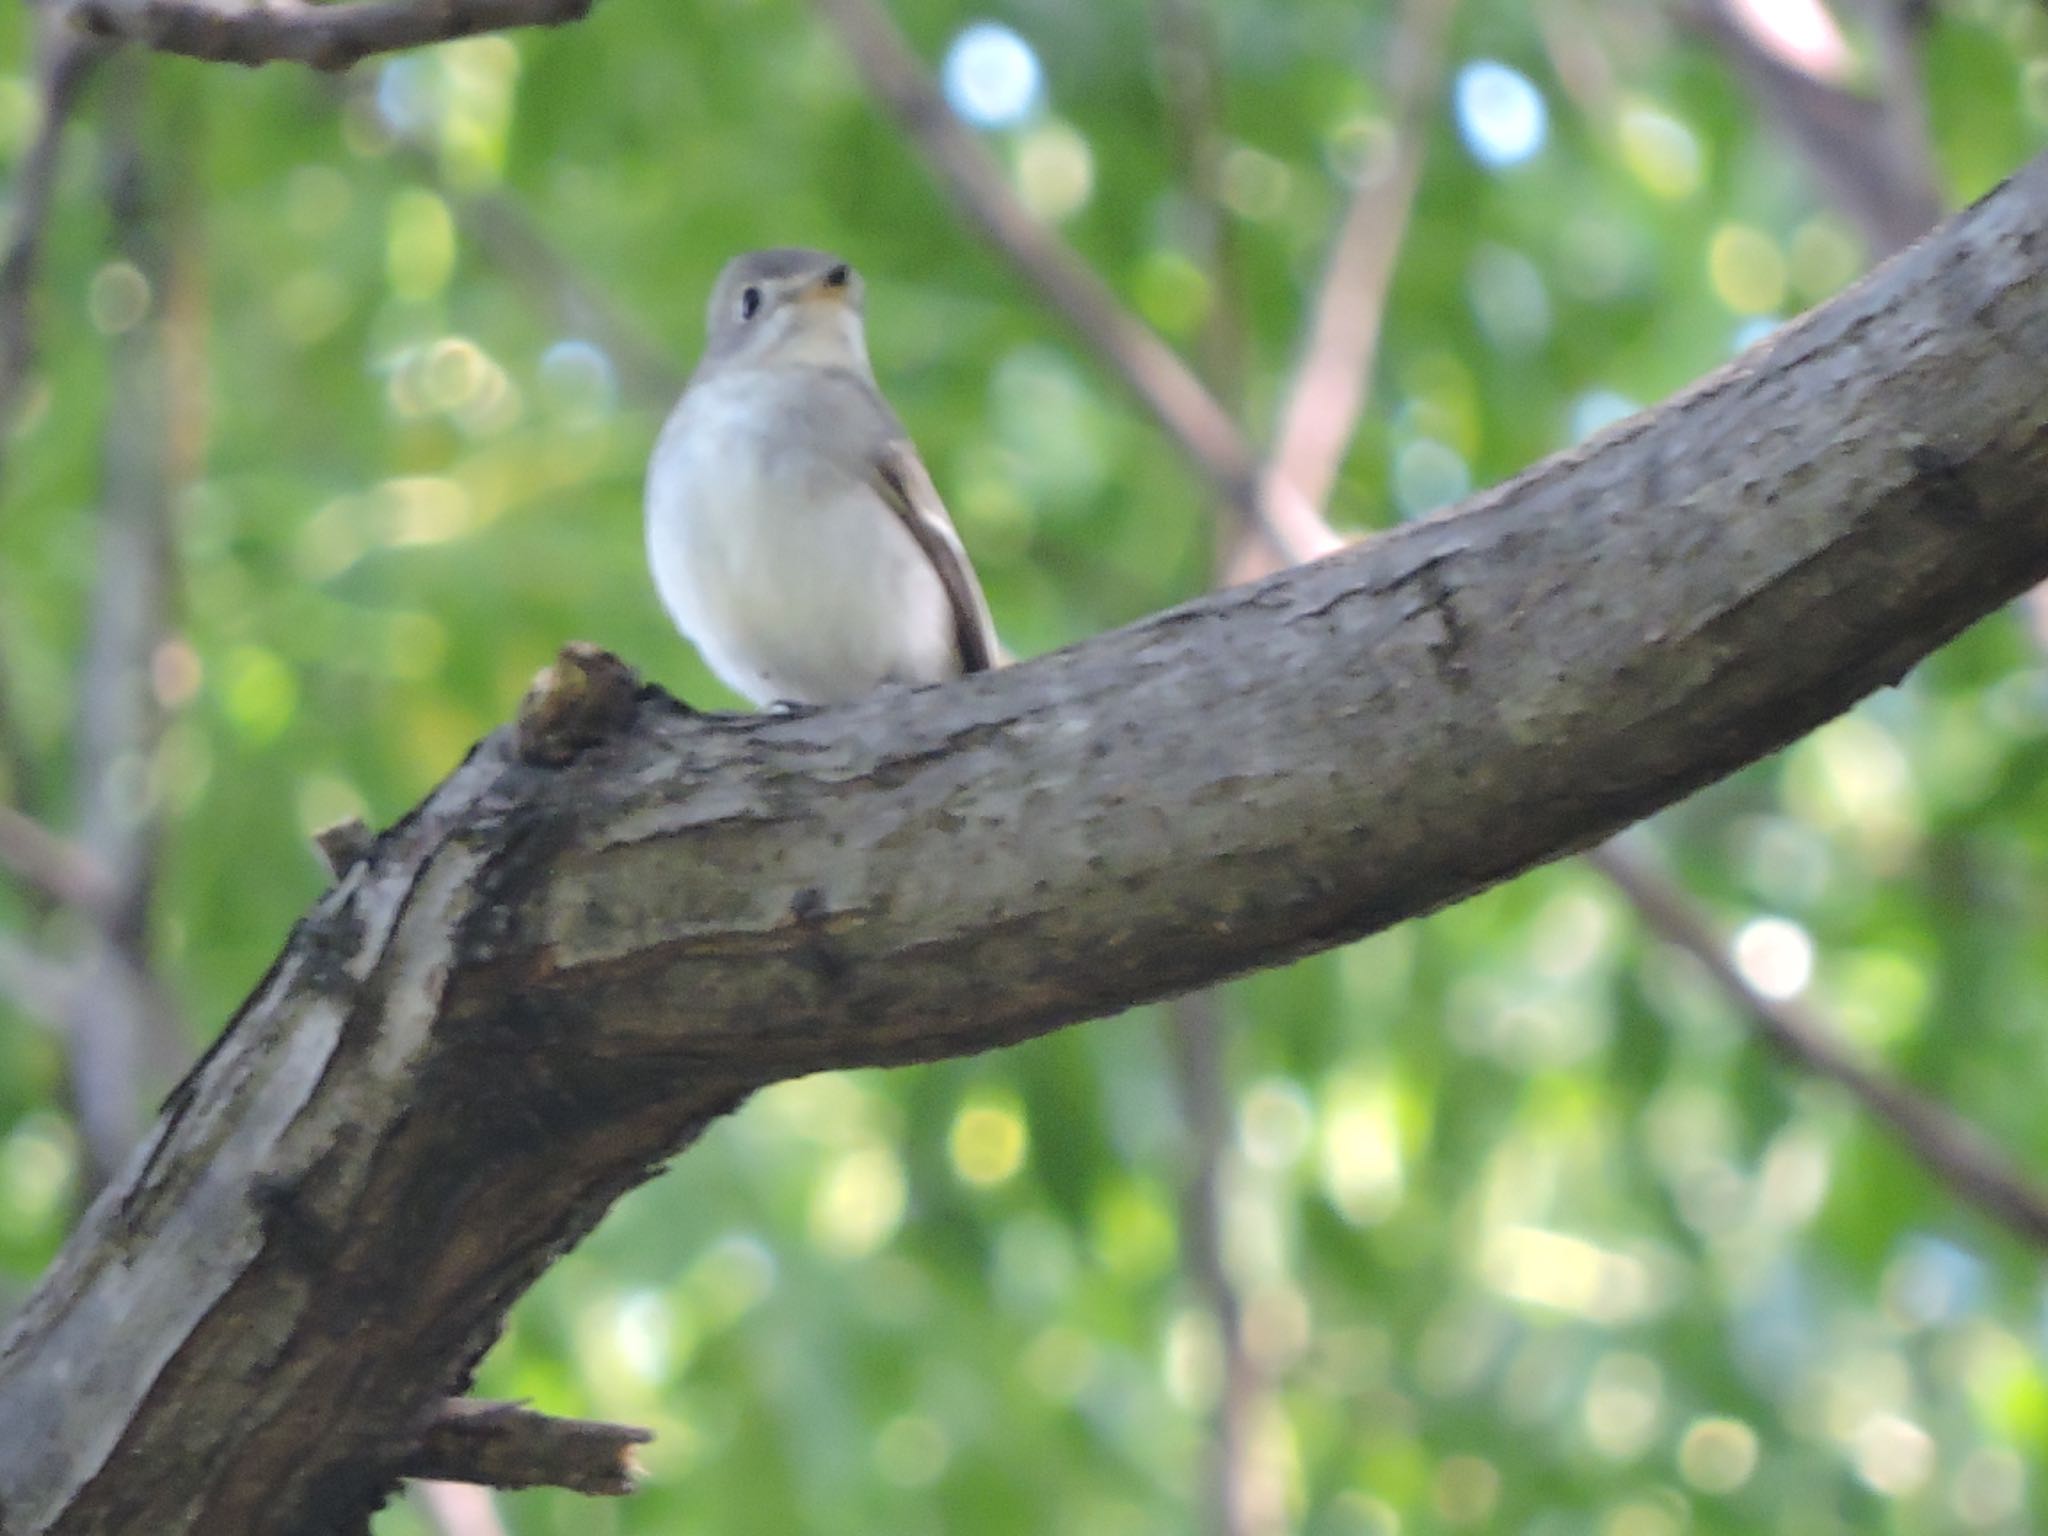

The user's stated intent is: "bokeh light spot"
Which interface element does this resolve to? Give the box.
[1091,1177,1175,1279]
[0,1117,76,1236]
[1431,1454,1500,1525]
[809,1145,906,1259]
[1731,916,1813,1001]
[1618,104,1703,199]
[874,1415,950,1487]
[1220,145,1293,220]
[1164,1308,1224,1410]
[1319,1074,1404,1225]
[689,1234,777,1326]
[942,22,1043,128]
[1790,215,1863,300]
[1467,243,1551,353]
[1134,248,1213,338]
[1455,61,1547,168]
[1604,1500,1683,1536]
[1584,1352,1663,1460]
[539,338,619,417]
[949,1098,1028,1187]
[272,270,351,347]
[1238,1079,1312,1170]
[1482,1225,1653,1324]
[1570,389,1637,442]
[151,637,203,709]
[223,646,299,744]
[1708,224,1786,315]
[1678,1415,1759,1493]
[1952,1446,2026,1526]
[1013,120,1093,222]
[1853,1412,1934,1496]
[387,188,457,300]
[1393,438,1470,519]
[87,261,151,335]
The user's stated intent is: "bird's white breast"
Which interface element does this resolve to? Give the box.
[644,368,957,706]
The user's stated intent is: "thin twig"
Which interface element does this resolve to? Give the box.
[809,0,1273,545]
[60,0,598,71]
[1148,0,1247,415]
[1243,0,1456,580]
[1588,842,2048,1245]
[400,1400,651,1496]
[0,805,116,914]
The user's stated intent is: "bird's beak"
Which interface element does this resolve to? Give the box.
[799,277,852,307]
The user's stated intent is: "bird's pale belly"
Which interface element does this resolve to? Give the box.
[650,463,957,706]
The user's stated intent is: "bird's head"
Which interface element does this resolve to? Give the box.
[703,247,871,372]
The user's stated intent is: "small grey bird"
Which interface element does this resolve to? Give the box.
[644,247,998,707]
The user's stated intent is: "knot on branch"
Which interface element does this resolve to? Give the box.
[516,643,642,766]
[312,817,375,881]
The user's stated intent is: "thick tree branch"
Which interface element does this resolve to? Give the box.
[400,1400,650,1497]
[834,0,2048,1260]
[4,150,2048,1535]
[60,0,597,70]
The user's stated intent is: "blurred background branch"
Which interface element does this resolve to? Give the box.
[1689,0,1941,256]
[811,0,1276,548]
[0,804,114,915]
[1589,840,2048,1245]
[0,17,104,509]
[40,53,188,1193]
[1245,0,1456,581]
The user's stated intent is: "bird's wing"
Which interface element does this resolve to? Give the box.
[867,439,1000,675]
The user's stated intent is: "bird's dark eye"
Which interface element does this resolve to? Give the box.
[738,286,763,321]
[822,264,851,289]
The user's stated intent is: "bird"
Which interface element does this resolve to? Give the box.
[644,247,998,708]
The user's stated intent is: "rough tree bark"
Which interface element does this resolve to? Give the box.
[3,146,2048,1536]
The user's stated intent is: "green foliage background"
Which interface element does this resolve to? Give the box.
[4,1,2048,1533]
